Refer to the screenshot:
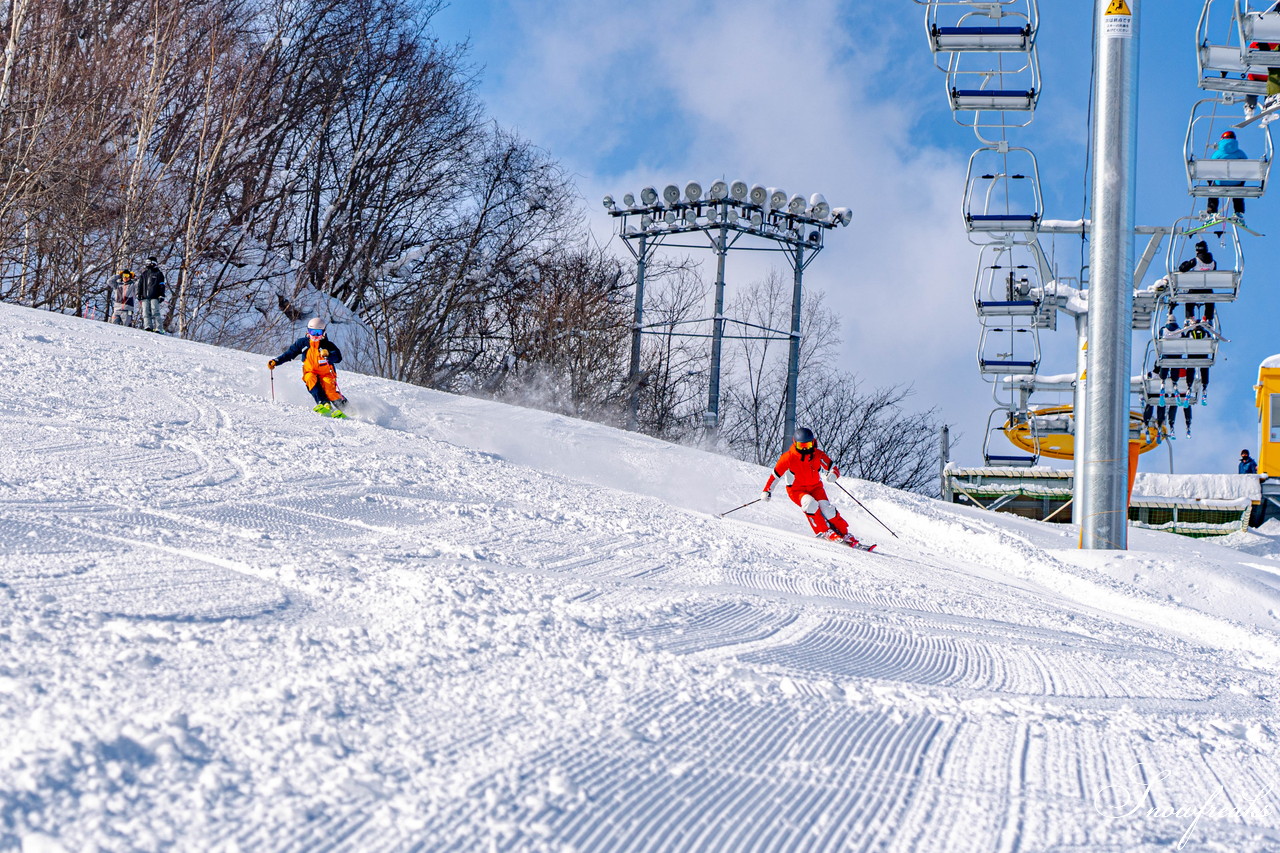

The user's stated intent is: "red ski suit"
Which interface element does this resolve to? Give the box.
[764,445,849,536]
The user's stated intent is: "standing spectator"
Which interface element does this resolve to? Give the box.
[1240,450,1259,474]
[108,269,136,326]
[1204,131,1248,224]
[137,256,166,332]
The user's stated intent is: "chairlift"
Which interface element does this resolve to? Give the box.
[972,244,1057,330]
[962,145,1043,244]
[977,319,1041,377]
[1238,1,1280,67]
[1165,215,1243,305]
[945,45,1040,140]
[925,0,1039,69]
[983,407,1039,467]
[1184,98,1273,198]
[1197,0,1269,95]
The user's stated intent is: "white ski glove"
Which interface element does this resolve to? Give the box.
[760,490,771,502]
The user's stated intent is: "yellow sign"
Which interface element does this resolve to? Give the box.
[1106,0,1132,15]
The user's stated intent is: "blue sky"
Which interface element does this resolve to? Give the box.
[427,0,1279,475]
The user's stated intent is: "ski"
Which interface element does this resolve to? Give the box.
[1180,216,1264,238]
[822,535,877,552]
[1233,104,1280,129]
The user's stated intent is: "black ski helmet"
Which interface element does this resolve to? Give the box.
[793,426,816,446]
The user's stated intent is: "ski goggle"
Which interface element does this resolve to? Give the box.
[795,441,815,450]
[308,328,325,337]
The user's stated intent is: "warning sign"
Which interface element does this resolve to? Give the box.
[1104,0,1132,39]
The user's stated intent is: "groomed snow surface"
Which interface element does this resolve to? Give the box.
[4,303,1280,852]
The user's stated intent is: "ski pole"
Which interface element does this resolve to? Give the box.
[269,366,275,402]
[717,498,761,518]
[830,478,899,538]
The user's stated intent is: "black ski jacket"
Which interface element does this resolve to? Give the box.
[137,264,166,300]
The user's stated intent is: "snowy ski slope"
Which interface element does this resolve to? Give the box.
[3,303,1280,851]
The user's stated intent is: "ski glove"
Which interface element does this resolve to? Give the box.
[268,359,277,369]
[829,466,841,480]
[761,490,771,502]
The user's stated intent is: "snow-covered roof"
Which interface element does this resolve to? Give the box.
[1261,353,1280,369]
[1131,473,1262,503]
[949,466,1071,478]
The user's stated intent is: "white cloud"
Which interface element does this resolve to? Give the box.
[467,0,1252,475]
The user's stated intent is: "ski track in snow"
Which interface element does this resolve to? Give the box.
[1,305,1280,851]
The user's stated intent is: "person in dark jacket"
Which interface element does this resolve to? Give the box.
[136,257,166,332]
[1176,240,1218,323]
[1240,450,1259,474]
[268,317,348,417]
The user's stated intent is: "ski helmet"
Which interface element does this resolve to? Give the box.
[307,317,325,331]
[793,426,816,446]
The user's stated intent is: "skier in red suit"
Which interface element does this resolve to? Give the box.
[761,427,857,545]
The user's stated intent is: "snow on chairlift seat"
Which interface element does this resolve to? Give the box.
[1026,411,1073,434]
[931,24,1033,53]
[1154,337,1218,368]
[1168,268,1241,302]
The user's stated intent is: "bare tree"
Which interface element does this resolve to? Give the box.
[717,269,941,494]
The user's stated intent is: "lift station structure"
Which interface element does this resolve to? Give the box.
[915,0,1274,548]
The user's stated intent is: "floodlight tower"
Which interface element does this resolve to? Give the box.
[604,181,849,444]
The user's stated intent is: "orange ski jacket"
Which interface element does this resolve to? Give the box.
[765,445,839,492]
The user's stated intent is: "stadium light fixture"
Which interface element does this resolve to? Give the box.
[729,180,748,201]
[685,181,703,202]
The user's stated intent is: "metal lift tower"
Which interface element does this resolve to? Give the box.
[1080,0,1140,550]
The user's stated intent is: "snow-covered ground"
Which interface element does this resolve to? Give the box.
[3,303,1280,852]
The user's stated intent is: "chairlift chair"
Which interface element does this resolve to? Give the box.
[1165,216,1243,305]
[1239,1,1280,67]
[977,319,1041,377]
[925,0,1039,68]
[962,145,1043,245]
[1154,336,1219,368]
[983,407,1039,467]
[1184,98,1273,198]
[972,244,1057,329]
[1197,0,1270,95]
[945,45,1041,140]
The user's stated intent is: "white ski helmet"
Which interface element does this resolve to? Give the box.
[307,317,325,331]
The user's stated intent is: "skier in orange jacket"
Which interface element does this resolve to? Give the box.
[761,427,857,544]
[268,317,348,417]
